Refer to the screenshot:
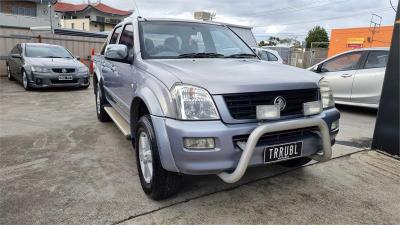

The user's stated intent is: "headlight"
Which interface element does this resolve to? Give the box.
[78,66,88,73]
[31,66,50,73]
[319,78,335,109]
[171,84,220,120]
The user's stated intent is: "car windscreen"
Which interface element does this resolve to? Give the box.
[25,45,73,58]
[139,21,256,59]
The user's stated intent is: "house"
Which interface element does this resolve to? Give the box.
[54,1,132,32]
[0,0,59,29]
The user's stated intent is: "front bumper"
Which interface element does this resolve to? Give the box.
[27,71,90,88]
[151,108,340,176]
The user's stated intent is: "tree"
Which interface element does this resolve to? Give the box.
[258,40,266,47]
[305,26,329,48]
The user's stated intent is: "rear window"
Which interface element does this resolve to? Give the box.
[364,51,388,69]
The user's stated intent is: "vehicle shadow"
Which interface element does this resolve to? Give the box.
[335,104,377,116]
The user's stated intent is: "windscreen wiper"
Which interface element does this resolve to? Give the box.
[224,53,257,58]
[178,53,225,58]
[44,56,63,58]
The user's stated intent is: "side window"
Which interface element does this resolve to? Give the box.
[322,52,363,72]
[17,44,22,55]
[119,24,134,53]
[258,50,269,61]
[109,26,123,44]
[364,51,388,69]
[267,52,278,61]
[10,45,17,54]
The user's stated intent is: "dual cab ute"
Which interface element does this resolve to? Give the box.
[93,16,340,200]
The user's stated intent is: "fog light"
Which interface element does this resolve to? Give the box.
[36,78,42,85]
[183,137,215,150]
[331,120,339,131]
[256,105,280,120]
[303,101,322,116]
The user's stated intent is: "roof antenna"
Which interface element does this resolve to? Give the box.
[133,0,141,17]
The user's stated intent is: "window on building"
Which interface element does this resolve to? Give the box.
[11,6,36,17]
[99,24,105,32]
[72,16,77,19]
[71,23,75,29]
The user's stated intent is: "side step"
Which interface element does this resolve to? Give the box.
[104,106,131,140]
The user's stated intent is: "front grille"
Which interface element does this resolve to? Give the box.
[50,79,78,84]
[223,89,319,120]
[52,68,75,73]
[232,127,319,146]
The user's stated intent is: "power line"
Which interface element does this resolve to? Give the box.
[251,0,346,16]
[390,0,397,12]
[254,6,395,27]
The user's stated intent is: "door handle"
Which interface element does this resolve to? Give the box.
[341,73,352,78]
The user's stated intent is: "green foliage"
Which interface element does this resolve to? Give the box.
[258,40,266,47]
[305,26,329,48]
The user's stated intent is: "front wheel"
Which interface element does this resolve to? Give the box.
[22,71,31,90]
[7,65,14,81]
[135,115,181,200]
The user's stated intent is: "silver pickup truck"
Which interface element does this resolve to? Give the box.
[92,16,340,200]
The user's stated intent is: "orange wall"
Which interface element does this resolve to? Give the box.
[328,26,393,57]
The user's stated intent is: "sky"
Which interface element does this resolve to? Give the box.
[61,0,398,41]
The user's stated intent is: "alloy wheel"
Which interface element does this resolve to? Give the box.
[138,131,153,184]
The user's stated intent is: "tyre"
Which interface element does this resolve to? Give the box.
[7,65,14,81]
[135,115,181,200]
[95,82,111,122]
[22,71,31,90]
[279,157,312,167]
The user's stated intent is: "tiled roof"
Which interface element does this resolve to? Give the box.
[54,2,132,16]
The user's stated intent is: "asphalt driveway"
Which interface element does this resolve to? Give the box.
[0,77,398,225]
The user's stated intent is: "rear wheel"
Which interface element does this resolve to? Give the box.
[280,157,312,167]
[95,82,111,122]
[135,115,181,200]
[7,65,13,81]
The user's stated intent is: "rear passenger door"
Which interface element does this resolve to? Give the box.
[351,50,388,105]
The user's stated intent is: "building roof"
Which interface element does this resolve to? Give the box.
[54,2,132,16]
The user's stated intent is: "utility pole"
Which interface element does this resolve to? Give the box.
[369,14,382,47]
[48,2,53,34]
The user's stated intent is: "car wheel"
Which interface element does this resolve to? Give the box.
[279,157,312,167]
[22,71,31,90]
[7,65,14,81]
[135,115,181,200]
[95,82,111,122]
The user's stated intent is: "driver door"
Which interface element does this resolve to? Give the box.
[319,51,364,103]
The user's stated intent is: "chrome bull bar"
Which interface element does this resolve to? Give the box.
[218,118,332,183]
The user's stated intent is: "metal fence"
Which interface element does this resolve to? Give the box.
[265,46,328,68]
[0,27,106,76]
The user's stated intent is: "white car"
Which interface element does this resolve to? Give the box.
[309,47,389,109]
[252,47,283,63]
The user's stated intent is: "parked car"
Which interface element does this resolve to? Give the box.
[252,47,283,63]
[93,17,340,200]
[309,48,389,108]
[6,43,90,90]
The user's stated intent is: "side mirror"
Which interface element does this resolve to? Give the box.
[11,53,21,59]
[105,44,128,63]
[75,56,81,60]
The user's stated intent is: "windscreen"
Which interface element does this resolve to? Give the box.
[25,45,73,58]
[139,21,255,59]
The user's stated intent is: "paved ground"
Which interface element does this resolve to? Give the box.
[1,77,398,225]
